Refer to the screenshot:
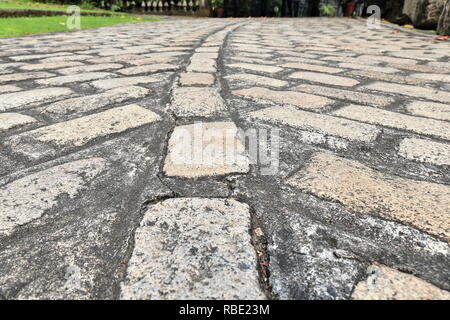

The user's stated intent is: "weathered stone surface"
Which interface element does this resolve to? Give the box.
[225,73,288,88]
[352,263,450,300]
[0,72,54,83]
[289,71,359,87]
[334,105,450,140]
[287,152,450,241]
[120,198,265,300]
[233,87,333,109]
[281,63,343,74]
[118,64,178,75]
[0,113,37,131]
[248,106,380,143]
[227,63,282,74]
[0,158,107,235]
[90,76,158,90]
[179,72,215,86]
[36,72,114,85]
[399,138,450,166]
[163,122,249,177]
[0,85,21,93]
[15,104,160,148]
[41,86,149,119]
[437,0,450,35]
[19,61,84,71]
[405,101,450,121]
[403,0,446,28]
[170,87,225,117]
[56,63,123,75]
[0,87,73,111]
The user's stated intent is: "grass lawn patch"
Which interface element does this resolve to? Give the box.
[0,0,117,14]
[0,15,160,37]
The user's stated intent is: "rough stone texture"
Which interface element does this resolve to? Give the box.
[233,87,333,109]
[281,63,343,74]
[287,152,450,241]
[163,122,249,177]
[289,72,359,87]
[227,63,283,74]
[0,113,37,131]
[352,263,450,300]
[0,158,107,235]
[334,105,450,140]
[399,138,450,166]
[36,72,114,85]
[405,101,450,121]
[437,0,450,35]
[403,0,446,29]
[225,73,288,88]
[171,87,225,117]
[120,198,265,300]
[179,72,215,86]
[248,106,380,143]
[0,87,73,111]
[0,85,21,93]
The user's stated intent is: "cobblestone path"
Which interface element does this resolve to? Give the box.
[0,18,449,300]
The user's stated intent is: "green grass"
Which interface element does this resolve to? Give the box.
[0,0,119,14]
[0,15,159,37]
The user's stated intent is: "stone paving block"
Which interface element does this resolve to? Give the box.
[287,152,450,241]
[86,54,142,64]
[39,55,94,63]
[364,82,450,103]
[225,73,288,88]
[248,105,380,143]
[347,70,431,86]
[179,72,215,86]
[9,52,73,62]
[55,63,123,75]
[295,84,394,106]
[120,198,264,299]
[127,56,177,66]
[12,105,160,155]
[0,85,21,93]
[0,113,37,131]
[289,71,359,87]
[334,105,450,141]
[233,87,333,110]
[352,263,450,300]
[0,87,73,112]
[0,72,55,83]
[227,63,283,74]
[399,138,450,166]
[385,63,445,74]
[0,158,107,235]
[196,46,220,53]
[118,64,178,75]
[41,86,150,119]
[90,76,159,90]
[19,61,84,71]
[171,87,225,117]
[36,72,115,86]
[163,122,249,178]
[281,63,343,74]
[338,63,399,74]
[405,101,450,121]
[187,59,216,73]
[411,73,450,83]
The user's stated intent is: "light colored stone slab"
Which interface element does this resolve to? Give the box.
[0,158,107,235]
[171,87,225,117]
[36,72,114,86]
[334,105,450,141]
[281,63,342,74]
[287,152,450,240]
[163,122,249,178]
[411,73,450,83]
[24,104,160,147]
[187,59,216,73]
[399,138,450,166]
[118,64,178,75]
[90,76,159,90]
[248,105,380,143]
[42,86,149,118]
[352,263,450,300]
[289,71,359,87]
[296,84,394,106]
[338,63,399,74]
[347,70,431,86]
[0,72,54,83]
[364,81,450,103]
[0,113,37,131]
[19,61,84,71]
[233,87,333,110]
[405,101,450,121]
[179,72,215,86]
[0,85,21,93]
[227,63,283,74]
[225,73,288,88]
[0,87,73,112]
[120,198,264,300]
[56,63,123,75]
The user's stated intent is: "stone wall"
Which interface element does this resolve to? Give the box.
[437,0,450,34]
